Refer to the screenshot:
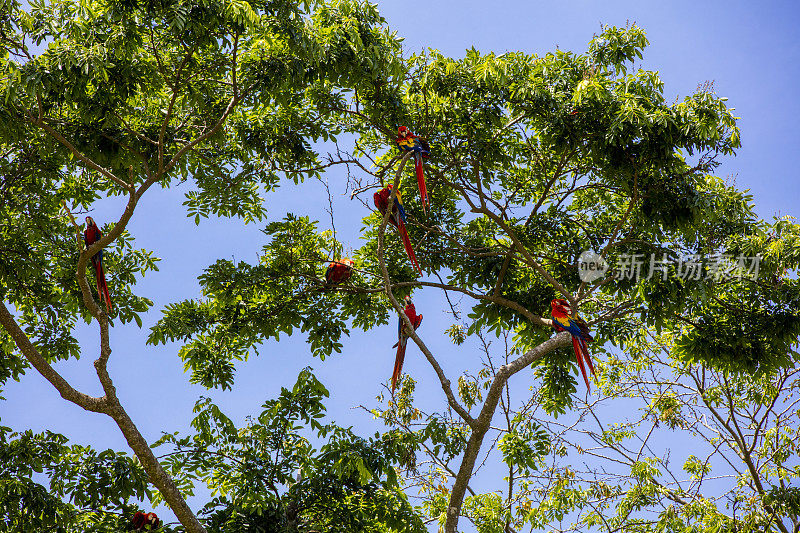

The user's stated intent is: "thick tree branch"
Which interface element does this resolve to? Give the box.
[443,332,571,533]
[35,121,133,192]
[104,401,208,533]
[0,302,107,412]
[387,280,547,327]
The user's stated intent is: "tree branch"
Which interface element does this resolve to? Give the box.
[376,151,475,427]
[0,302,107,413]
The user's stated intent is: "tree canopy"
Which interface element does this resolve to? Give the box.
[1,0,798,532]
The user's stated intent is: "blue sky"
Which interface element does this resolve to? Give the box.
[3,0,799,528]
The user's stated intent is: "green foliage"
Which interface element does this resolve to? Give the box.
[148,215,391,389]
[0,369,425,532]
[673,218,800,374]
[0,144,158,362]
[147,20,797,401]
[0,425,151,532]
[462,492,511,533]
[155,369,425,532]
[533,347,578,416]
[417,416,469,464]
[651,391,684,429]
[2,3,799,532]
[497,414,549,474]
[765,486,800,518]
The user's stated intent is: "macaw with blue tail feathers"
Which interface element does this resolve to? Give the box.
[391,295,423,392]
[550,299,595,389]
[373,184,422,275]
[396,126,430,213]
[84,217,112,313]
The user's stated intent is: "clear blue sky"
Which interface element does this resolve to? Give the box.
[3,0,799,527]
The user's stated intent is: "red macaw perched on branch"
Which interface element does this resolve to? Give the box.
[550,299,595,389]
[396,126,430,213]
[84,216,112,312]
[392,295,423,392]
[130,511,160,531]
[373,184,422,275]
[325,258,354,286]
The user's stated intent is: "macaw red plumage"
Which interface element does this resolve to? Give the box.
[396,126,430,213]
[84,216,112,312]
[373,184,422,275]
[391,295,423,392]
[130,511,160,531]
[550,299,595,389]
[325,258,354,286]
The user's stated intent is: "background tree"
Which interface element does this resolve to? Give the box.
[0,0,408,531]
[370,299,800,532]
[0,368,425,532]
[1,1,799,532]
[151,21,800,533]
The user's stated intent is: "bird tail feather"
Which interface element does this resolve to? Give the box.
[392,341,406,392]
[415,154,428,213]
[579,338,595,377]
[397,218,422,275]
[95,262,112,312]
[572,336,590,389]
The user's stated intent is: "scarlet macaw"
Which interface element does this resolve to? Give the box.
[396,126,430,213]
[130,511,160,531]
[84,217,112,312]
[550,299,595,389]
[391,295,423,392]
[373,184,422,275]
[325,258,355,286]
